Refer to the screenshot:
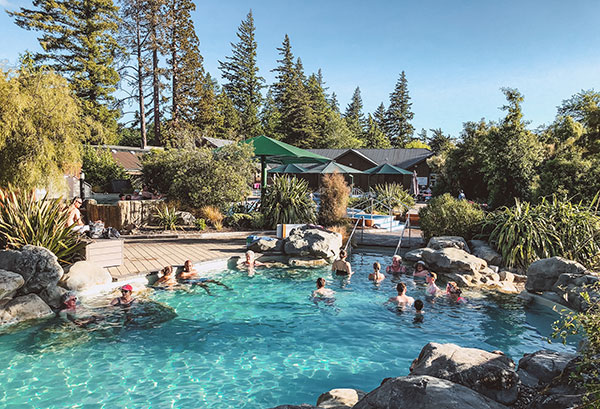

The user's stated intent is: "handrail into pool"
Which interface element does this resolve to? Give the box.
[393,217,410,256]
[344,217,362,252]
[348,194,411,232]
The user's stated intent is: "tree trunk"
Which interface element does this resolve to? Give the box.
[136,21,147,148]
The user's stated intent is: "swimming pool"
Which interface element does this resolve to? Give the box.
[0,250,578,408]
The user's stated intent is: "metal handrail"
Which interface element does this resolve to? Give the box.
[393,217,410,256]
[348,195,411,232]
[344,217,361,251]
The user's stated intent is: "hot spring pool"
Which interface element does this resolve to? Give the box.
[0,250,578,408]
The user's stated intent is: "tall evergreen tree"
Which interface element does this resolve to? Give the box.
[219,10,264,138]
[364,114,391,148]
[386,71,414,147]
[10,0,122,139]
[344,86,366,143]
[373,102,387,129]
[148,0,166,144]
[260,89,282,140]
[329,92,340,113]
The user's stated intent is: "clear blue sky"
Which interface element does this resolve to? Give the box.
[1,0,599,137]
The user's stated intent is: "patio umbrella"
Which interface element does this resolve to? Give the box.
[302,161,363,174]
[241,135,329,196]
[267,163,307,174]
[363,163,412,175]
[411,170,420,197]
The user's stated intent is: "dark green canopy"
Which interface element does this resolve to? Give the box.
[364,163,412,175]
[303,161,364,174]
[268,163,307,174]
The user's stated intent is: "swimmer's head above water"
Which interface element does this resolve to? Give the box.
[316,277,326,289]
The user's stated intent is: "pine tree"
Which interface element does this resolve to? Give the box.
[417,128,427,142]
[260,89,282,140]
[271,34,295,108]
[373,102,387,128]
[148,0,167,145]
[329,92,340,113]
[344,86,366,143]
[364,114,392,148]
[219,10,264,139]
[10,0,122,139]
[386,71,414,147]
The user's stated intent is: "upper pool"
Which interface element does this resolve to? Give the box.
[0,250,577,408]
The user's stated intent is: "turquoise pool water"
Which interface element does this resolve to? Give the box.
[0,250,578,408]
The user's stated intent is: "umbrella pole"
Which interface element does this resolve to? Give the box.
[261,155,267,198]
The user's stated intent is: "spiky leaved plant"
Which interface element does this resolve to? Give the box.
[261,176,316,229]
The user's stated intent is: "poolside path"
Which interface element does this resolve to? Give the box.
[107,232,254,279]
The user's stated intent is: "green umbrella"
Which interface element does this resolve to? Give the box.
[303,161,364,174]
[241,135,329,195]
[268,163,307,174]
[364,163,412,175]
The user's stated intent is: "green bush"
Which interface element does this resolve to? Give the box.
[194,218,207,231]
[261,176,316,229]
[483,195,600,270]
[224,212,263,229]
[319,173,349,226]
[82,145,128,192]
[154,205,178,230]
[0,187,85,264]
[419,193,485,242]
[372,183,415,213]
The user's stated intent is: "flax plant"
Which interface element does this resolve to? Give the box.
[261,176,316,229]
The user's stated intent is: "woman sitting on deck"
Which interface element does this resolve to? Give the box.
[331,250,352,276]
[386,255,407,274]
[178,260,230,294]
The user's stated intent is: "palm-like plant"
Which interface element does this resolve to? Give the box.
[372,183,415,213]
[154,205,178,231]
[0,187,85,263]
[261,176,316,229]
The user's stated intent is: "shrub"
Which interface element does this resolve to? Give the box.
[82,145,128,192]
[224,212,264,230]
[195,218,207,231]
[483,195,600,270]
[141,144,254,209]
[201,206,224,228]
[372,183,415,213]
[419,193,485,242]
[319,173,350,226]
[155,205,178,230]
[261,176,316,229]
[0,187,85,263]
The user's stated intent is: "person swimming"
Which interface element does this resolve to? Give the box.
[368,261,385,282]
[178,260,230,294]
[414,299,424,323]
[59,292,100,326]
[425,272,441,296]
[413,261,429,278]
[111,284,137,307]
[386,255,406,274]
[388,282,414,306]
[154,265,178,288]
[331,250,352,276]
[446,281,467,303]
[243,250,266,269]
[312,277,335,298]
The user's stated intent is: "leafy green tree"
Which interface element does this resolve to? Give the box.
[427,128,455,154]
[364,114,391,148]
[10,0,122,140]
[219,10,264,138]
[404,140,431,149]
[557,90,600,154]
[82,145,128,192]
[386,71,414,147]
[0,66,89,190]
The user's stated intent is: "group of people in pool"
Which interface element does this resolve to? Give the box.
[153,260,230,294]
[314,252,466,320]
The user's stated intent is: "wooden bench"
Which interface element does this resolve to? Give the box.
[85,239,124,268]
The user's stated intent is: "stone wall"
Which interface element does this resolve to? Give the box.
[87,199,162,230]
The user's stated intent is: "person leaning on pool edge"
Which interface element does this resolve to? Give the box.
[331,250,352,276]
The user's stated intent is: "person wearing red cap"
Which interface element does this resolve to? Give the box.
[111,284,137,307]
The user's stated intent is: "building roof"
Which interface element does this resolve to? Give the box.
[200,136,235,148]
[307,148,433,169]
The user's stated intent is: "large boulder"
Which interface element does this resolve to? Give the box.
[283,226,342,261]
[316,388,366,409]
[427,236,470,253]
[353,375,508,409]
[60,261,112,291]
[12,245,64,294]
[0,249,21,271]
[526,257,587,292]
[469,240,503,266]
[38,284,68,309]
[517,350,577,388]
[0,293,53,325]
[248,238,284,254]
[527,356,584,409]
[404,248,426,262]
[552,273,600,312]
[421,248,487,275]
[0,269,25,301]
[409,343,518,405]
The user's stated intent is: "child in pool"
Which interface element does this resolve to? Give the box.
[368,262,385,282]
[414,299,424,323]
[425,272,441,296]
[446,281,467,303]
[413,261,429,278]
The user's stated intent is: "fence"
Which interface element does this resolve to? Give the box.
[86,199,163,230]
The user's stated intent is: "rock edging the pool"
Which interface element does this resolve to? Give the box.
[268,342,582,409]
[0,246,112,326]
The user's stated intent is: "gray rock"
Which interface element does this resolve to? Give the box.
[470,240,503,266]
[404,248,426,262]
[316,388,366,409]
[498,271,514,282]
[428,236,471,253]
[268,406,317,409]
[552,272,599,311]
[38,285,68,309]
[248,238,284,253]
[526,257,587,292]
[0,249,21,271]
[284,226,342,261]
[410,342,518,405]
[175,211,196,226]
[0,293,53,325]
[288,258,329,268]
[527,356,584,409]
[9,245,64,294]
[60,261,112,291]
[421,247,487,275]
[353,375,508,409]
[517,350,577,388]
[0,269,25,300]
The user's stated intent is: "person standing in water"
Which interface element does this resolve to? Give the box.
[413,261,429,278]
[413,299,424,323]
[111,284,137,307]
[154,266,178,288]
[388,282,414,306]
[386,255,406,274]
[425,272,441,296]
[312,277,335,298]
[368,262,385,282]
[178,260,230,294]
[332,250,352,276]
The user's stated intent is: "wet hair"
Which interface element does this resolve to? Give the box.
[396,282,407,294]
[339,250,347,258]
[414,299,424,311]
[428,272,437,280]
[373,262,381,272]
[161,265,173,275]
[316,277,326,288]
